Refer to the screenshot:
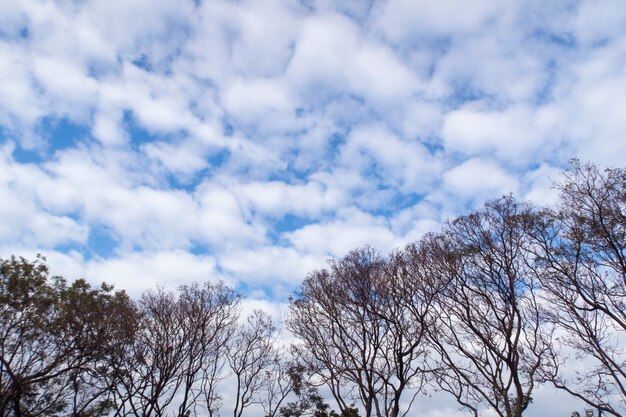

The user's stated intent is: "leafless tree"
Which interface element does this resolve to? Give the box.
[374,242,447,417]
[111,281,239,417]
[228,309,279,417]
[258,350,295,417]
[531,161,625,416]
[111,288,186,417]
[177,282,240,417]
[287,246,431,417]
[427,196,550,417]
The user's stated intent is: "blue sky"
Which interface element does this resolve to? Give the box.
[2,0,626,415]
[2,0,626,296]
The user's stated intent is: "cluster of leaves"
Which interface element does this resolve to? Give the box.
[0,256,137,416]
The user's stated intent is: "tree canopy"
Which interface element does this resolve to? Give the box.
[1,161,623,417]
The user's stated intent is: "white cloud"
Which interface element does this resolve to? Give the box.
[287,13,418,105]
[285,208,398,257]
[142,140,208,177]
[239,297,288,326]
[1,2,626,415]
[400,100,443,140]
[389,201,443,242]
[340,124,442,192]
[193,182,267,249]
[32,54,99,118]
[0,43,45,143]
[0,146,88,247]
[564,43,626,165]
[222,77,295,124]
[92,106,127,146]
[521,163,563,207]
[572,0,626,45]
[442,158,519,204]
[79,0,194,63]
[231,179,341,219]
[83,250,223,295]
[218,245,322,286]
[441,104,564,164]
[373,0,501,42]
[214,0,302,78]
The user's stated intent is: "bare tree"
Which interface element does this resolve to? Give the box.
[287,246,430,417]
[374,243,445,417]
[177,282,240,417]
[111,282,239,417]
[427,196,550,417]
[228,310,278,417]
[111,288,187,417]
[258,350,295,417]
[202,338,229,417]
[531,161,625,416]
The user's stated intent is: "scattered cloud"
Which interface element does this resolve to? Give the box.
[0,2,624,414]
[442,158,519,203]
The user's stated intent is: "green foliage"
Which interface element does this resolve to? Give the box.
[0,255,138,417]
[278,363,360,417]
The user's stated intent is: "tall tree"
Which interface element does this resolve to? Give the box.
[288,246,430,417]
[532,161,625,416]
[228,309,278,417]
[177,282,240,417]
[57,278,138,417]
[112,288,186,417]
[427,196,550,417]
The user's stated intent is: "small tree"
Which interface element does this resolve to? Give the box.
[279,361,360,417]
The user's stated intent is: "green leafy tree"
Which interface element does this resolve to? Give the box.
[279,363,360,417]
[0,255,138,417]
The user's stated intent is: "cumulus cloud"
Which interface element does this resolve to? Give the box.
[442,158,519,204]
[441,104,565,164]
[285,208,398,257]
[0,145,88,247]
[339,124,442,192]
[287,12,419,106]
[3,1,624,415]
[373,0,501,42]
[83,250,223,295]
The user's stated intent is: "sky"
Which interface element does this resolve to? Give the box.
[0,0,625,415]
